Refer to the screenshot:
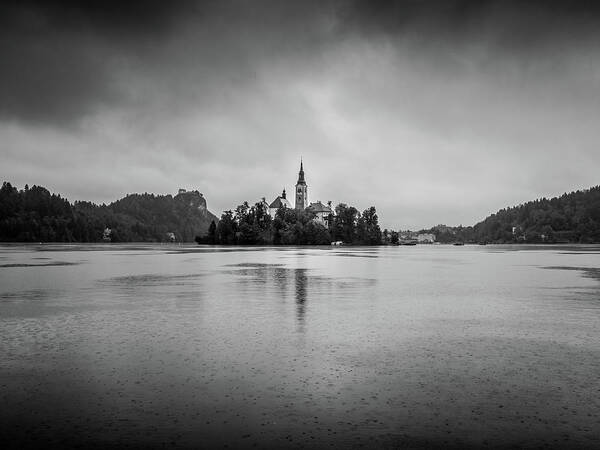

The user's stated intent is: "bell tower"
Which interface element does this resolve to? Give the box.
[295,158,308,210]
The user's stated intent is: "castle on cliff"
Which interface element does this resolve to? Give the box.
[268,160,334,226]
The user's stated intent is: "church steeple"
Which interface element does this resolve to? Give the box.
[295,158,308,209]
[297,158,305,185]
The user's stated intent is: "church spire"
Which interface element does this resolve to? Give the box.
[295,158,308,209]
[297,158,306,185]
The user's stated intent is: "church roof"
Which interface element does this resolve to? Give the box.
[306,201,333,214]
[269,196,292,209]
[296,159,306,185]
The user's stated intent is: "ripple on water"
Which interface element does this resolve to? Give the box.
[0,261,80,268]
[1,245,600,448]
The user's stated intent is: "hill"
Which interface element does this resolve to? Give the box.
[0,183,218,242]
[472,186,600,243]
[422,186,600,244]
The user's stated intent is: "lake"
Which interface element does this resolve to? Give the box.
[1,244,599,448]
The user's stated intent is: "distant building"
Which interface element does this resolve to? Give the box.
[400,231,418,240]
[177,188,204,198]
[295,159,308,210]
[269,189,292,218]
[175,189,206,212]
[268,160,335,225]
[306,201,334,227]
[417,233,436,243]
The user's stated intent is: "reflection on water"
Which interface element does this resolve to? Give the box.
[224,262,372,333]
[294,268,308,331]
[544,265,600,281]
[0,244,600,448]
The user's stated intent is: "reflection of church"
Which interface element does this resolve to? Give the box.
[268,160,334,226]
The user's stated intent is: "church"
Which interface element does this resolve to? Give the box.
[268,160,334,226]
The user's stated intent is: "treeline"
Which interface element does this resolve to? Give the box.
[420,186,600,244]
[0,182,218,242]
[196,201,382,245]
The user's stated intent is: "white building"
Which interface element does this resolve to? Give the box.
[268,189,292,218]
[268,160,334,226]
[417,233,436,243]
[306,201,334,227]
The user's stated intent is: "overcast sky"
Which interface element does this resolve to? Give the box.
[1,0,599,229]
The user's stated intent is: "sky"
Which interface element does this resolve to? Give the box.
[1,0,599,230]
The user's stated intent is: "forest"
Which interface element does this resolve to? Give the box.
[421,186,600,244]
[2,181,599,244]
[0,182,217,242]
[196,201,383,246]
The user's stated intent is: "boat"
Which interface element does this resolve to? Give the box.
[452,242,464,246]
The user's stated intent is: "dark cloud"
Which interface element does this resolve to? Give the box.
[338,0,600,38]
[335,0,600,77]
[2,0,600,125]
[0,0,197,35]
[0,0,200,124]
[0,0,336,125]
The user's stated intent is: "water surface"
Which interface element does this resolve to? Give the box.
[1,244,599,448]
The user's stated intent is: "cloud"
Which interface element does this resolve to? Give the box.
[1,1,600,229]
[2,0,600,126]
[0,0,198,124]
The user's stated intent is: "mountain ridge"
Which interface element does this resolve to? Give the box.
[421,185,600,244]
[0,182,218,242]
[2,181,599,244]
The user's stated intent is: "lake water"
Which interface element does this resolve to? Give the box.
[1,244,599,448]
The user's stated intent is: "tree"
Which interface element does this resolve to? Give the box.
[207,220,217,244]
[357,206,382,245]
[333,203,359,244]
[216,210,236,244]
[382,229,389,244]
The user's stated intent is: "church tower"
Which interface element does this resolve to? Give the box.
[295,159,308,210]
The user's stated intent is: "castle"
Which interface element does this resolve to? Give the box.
[268,160,334,226]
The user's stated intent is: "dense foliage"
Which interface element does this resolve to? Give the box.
[7,179,597,245]
[472,186,600,243]
[196,201,382,245]
[0,182,218,242]
[420,186,600,244]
